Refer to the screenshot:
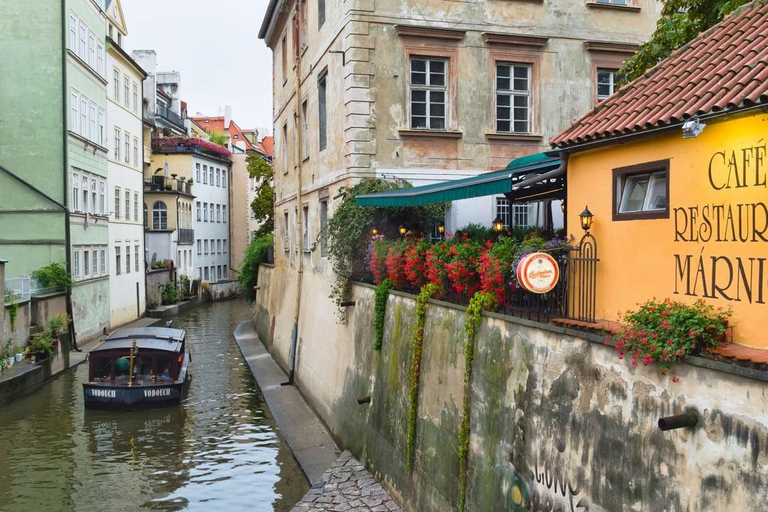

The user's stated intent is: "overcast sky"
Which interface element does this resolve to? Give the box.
[122,0,274,134]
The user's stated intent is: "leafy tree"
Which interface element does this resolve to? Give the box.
[238,234,274,302]
[620,0,752,83]
[247,153,274,238]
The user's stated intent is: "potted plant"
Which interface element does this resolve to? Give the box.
[46,313,72,355]
[14,344,24,362]
[29,332,54,362]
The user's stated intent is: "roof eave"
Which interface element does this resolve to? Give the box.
[259,0,285,42]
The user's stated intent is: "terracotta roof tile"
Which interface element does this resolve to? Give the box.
[553,1,768,148]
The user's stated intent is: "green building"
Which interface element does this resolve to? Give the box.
[0,0,110,342]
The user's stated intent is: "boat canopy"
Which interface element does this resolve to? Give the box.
[91,327,185,354]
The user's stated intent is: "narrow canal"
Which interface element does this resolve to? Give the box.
[0,300,309,511]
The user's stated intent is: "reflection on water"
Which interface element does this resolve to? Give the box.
[0,300,308,512]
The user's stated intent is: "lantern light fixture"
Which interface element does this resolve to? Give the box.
[492,216,505,233]
[370,227,378,236]
[560,201,566,213]
[437,222,445,234]
[398,225,407,236]
[579,206,594,232]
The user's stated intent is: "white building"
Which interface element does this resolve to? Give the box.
[192,154,232,284]
[105,0,147,326]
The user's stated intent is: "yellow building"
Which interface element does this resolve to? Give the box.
[554,1,768,350]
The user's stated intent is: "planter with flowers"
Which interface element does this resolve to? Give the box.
[608,298,732,375]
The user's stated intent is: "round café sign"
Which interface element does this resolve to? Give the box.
[516,252,560,294]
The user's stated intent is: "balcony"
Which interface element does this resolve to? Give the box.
[144,175,193,195]
[178,228,194,245]
[155,105,185,131]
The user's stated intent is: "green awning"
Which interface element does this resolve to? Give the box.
[356,153,561,207]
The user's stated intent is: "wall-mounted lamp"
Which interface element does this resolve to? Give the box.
[437,222,445,234]
[492,216,505,233]
[579,206,594,232]
[560,201,566,213]
[682,117,706,139]
[398,225,407,236]
[370,227,378,236]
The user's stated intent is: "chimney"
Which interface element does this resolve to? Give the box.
[224,105,232,130]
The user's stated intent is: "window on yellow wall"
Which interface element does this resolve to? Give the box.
[613,159,670,221]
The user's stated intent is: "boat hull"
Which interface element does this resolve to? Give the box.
[83,381,187,410]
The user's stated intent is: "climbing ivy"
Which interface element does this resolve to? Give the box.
[458,291,495,512]
[374,279,392,351]
[406,283,439,472]
[8,302,18,332]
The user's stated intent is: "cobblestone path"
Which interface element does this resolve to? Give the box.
[291,451,404,512]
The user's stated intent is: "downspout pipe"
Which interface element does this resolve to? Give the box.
[59,3,79,351]
[285,4,305,386]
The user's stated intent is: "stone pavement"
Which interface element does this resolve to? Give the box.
[291,451,404,512]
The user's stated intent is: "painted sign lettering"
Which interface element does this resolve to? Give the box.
[674,143,768,305]
[144,388,172,398]
[89,388,116,398]
[517,253,560,294]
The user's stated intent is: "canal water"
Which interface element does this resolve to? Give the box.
[0,300,309,511]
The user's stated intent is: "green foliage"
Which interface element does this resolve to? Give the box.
[8,303,18,332]
[458,291,495,512]
[31,262,72,290]
[374,279,392,351]
[161,282,179,305]
[620,0,752,83]
[29,332,54,360]
[406,283,440,472]
[327,178,444,319]
[207,130,229,146]
[611,298,732,374]
[151,260,167,269]
[238,234,275,303]
[247,154,275,238]
[454,223,493,241]
[45,313,71,336]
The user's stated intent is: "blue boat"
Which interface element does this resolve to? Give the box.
[83,327,190,410]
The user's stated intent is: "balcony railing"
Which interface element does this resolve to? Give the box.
[155,105,185,130]
[178,228,194,245]
[144,176,192,195]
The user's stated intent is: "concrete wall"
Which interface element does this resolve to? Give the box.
[255,263,768,512]
[145,267,173,308]
[230,153,249,272]
[30,292,68,328]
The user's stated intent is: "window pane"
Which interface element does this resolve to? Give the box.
[497,120,511,132]
[411,90,426,103]
[431,103,445,118]
[412,102,427,116]
[430,91,444,104]
[412,116,427,128]
[619,175,650,212]
[513,120,529,133]
[430,117,445,130]
[497,106,511,121]
[411,59,426,73]
[645,172,667,210]
[497,95,511,107]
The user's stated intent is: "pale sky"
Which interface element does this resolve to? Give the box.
[122,0,274,134]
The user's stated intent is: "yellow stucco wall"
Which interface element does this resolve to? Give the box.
[567,111,768,348]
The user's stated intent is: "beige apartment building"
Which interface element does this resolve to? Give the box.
[258,0,660,427]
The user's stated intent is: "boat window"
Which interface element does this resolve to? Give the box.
[114,356,131,382]
[94,358,111,381]
[157,357,174,381]
[134,356,153,383]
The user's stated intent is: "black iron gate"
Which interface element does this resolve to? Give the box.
[564,232,598,322]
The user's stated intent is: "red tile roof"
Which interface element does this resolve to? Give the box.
[260,135,274,157]
[189,116,264,154]
[552,1,768,149]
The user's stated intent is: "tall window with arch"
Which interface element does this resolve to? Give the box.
[152,201,167,230]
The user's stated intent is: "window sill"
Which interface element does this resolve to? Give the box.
[398,129,463,139]
[586,2,641,13]
[68,131,108,153]
[485,132,543,142]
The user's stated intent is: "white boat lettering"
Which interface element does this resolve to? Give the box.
[144,388,172,398]
[90,388,116,398]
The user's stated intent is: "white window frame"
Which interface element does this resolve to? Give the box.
[114,187,121,219]
[124,190,130,220]
[409,57,447,130]
[597,68,617,102]
[495,62,531,134]
[70,90,79,132]
[124,132,130,164]
[72,172,80,212]
[100,249,106,274]
[114,127,120,161]
[80,97,88,137]
[74,250,81,279]
[69,14,77,51]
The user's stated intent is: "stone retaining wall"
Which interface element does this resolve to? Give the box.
[255,263,768,512]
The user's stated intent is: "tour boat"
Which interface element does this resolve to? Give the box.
[83,327,190,410]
